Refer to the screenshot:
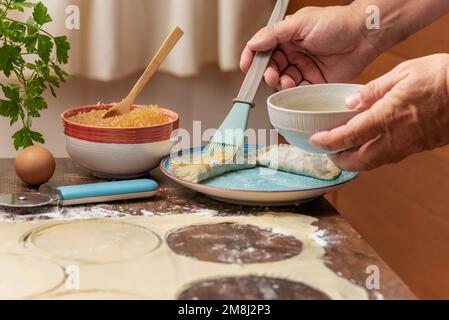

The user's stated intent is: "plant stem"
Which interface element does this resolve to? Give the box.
[2,16,57,40]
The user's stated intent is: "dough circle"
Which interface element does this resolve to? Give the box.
[178,276,331,300]
[0,254,65,299]
[26,219,160,264]
[167,223,303,264]
[49,290,145,300]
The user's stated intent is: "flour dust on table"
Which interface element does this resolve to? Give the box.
[0,204,221,223]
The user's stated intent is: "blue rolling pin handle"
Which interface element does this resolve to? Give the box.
[57,179,159,201]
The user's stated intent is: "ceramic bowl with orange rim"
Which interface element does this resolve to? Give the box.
[61,104,179,179]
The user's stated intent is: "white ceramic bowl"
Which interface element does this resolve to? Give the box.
[62,105,179,179]
[267,84,363,154]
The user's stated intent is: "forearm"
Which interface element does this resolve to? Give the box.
[350,0,449,53]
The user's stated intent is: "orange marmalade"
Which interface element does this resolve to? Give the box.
[68,105,170,128]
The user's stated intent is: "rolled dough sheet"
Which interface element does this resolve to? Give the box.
[0,254,65,299]
[48,290,146,300]
[0,213,368,300]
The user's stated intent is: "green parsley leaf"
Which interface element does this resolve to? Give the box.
[2,84,20,102]
[37,34,53,62]
[0,99,20,125]
[32,2,52,25]
[25,96,47,116]
[54,36,70,64]
[0,45,21,77]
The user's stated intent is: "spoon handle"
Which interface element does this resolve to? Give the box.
[127,27,184,103]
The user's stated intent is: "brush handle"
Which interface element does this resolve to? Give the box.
[234,0,290,105]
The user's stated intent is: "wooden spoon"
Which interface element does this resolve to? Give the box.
[102,27,184,119]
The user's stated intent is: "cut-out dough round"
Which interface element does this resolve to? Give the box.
[0,213,368,300]
[0,254,65,299]
[178,276,331,300]
[49,290,145,300]
[167,223,303,264]
[27,219,160,264]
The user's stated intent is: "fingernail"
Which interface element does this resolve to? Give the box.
[309,134,322,147]
[280,77,294,90]
[345,93,361,109]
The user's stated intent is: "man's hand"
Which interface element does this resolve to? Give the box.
[240,5,378,90]
[310,54,449,171]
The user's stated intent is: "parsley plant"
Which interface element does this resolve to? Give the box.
[0,0,70,149]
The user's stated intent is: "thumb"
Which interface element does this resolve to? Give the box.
[346,71,404,110]
[247,17,298,51]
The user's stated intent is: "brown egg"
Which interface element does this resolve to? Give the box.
[15,146,56,186]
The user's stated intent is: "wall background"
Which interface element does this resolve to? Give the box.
[0,66,274,158]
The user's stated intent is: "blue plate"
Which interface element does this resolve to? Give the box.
[160,145,357,206]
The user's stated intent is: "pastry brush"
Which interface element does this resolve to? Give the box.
[207,0,290,157]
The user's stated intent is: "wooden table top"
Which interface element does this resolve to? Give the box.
[0,158,416,300]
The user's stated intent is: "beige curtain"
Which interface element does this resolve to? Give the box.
[40,0,275,81]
